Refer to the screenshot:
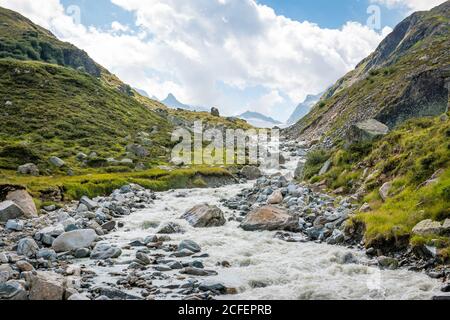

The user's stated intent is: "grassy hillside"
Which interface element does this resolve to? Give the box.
[0,6,256,204]
[0,7,102,76]
[286,2,450,142]
[303,114,450,257]
[0,58,174,174]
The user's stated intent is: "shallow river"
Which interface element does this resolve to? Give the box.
[84,146,442,300]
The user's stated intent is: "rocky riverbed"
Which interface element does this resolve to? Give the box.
[0,141,449,300]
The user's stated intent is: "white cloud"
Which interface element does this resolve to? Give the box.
[0,0,393,120]
[371,0,446,12]
[248,90,284,116]
[111,21,130,33]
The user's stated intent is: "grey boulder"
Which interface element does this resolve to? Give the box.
[181,204,226,228]
[52,229,97,252]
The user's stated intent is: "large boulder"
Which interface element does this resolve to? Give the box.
[348,119,389,143]
[29,271,66,300]
[240,206,299,231]
[241,166,262,180]
[0,200,24,222]
[52,229,97,252]
[6,189,38,218]
[17,163,39,176]
[211,107,220,117]
[181,204,226,228]
[412,219,444,236]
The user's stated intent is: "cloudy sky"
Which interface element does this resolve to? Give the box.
[0,0,446,122]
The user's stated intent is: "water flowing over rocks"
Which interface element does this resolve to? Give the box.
[0,142,446,300]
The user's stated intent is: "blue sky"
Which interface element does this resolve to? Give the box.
[1,0,445,122]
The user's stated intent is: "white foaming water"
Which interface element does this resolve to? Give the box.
[95,183,440,300]
[84,144,441,300]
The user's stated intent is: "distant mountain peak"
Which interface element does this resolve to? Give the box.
[161,93,208,112]
[287,92,323,125]
[238,111,282,128]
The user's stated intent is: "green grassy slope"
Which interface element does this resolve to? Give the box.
[0,58,173,173]
[303,114,450,257]
[0,7,101,76]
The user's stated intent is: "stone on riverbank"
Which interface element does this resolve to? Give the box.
[52,229,97,252]
[6,189,38,218]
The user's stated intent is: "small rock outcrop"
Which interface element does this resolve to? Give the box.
[211,107,220,117]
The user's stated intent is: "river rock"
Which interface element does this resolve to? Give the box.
[17,163,39,176]
[178,240,201,253]
[136,252,152,265]
[79,196,98,210]
[267,190,283,204]
[379,182,392,201]
[101,221,116,232]
[17,238,39,258]
[377,256,399,270]
[37,248,57,260]
[412,219,444,236]
[52,229,97,252]
[29,271,66,300]
[181,204,226,228]
[16,260,34,272]
[0,281,27,300]
[90,243,122,260]
[241,166,262,180]
[0,201,24,222]
[5,219,24,231]
[157,222,184,234]
[181,267,218,276]
[6,189,38,218]
[240,206,299,231]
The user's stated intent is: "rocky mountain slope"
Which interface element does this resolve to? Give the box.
[292,2,450,259]
[285,1,449,142]
[286,93,322,125]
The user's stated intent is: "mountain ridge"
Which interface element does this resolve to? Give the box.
[285,1,450,142]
